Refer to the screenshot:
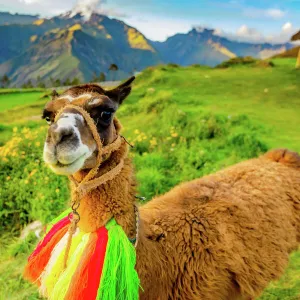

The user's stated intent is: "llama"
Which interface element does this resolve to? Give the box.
[25,77,300,299]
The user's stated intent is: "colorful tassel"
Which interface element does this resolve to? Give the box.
[51,232,90,299]
[24,217,70,284]
[97,219,140,300]
[24,211,140,300]
[65,227,108,300]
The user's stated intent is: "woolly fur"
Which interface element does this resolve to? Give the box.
[72,147,300,300]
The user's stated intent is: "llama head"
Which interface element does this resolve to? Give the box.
[42,76,135,175]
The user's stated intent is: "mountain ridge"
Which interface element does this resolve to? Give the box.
[0,12,294,86]
[0,12,38,25]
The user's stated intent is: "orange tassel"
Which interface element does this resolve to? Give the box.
[64,232,98,300]
[24,226,69,285]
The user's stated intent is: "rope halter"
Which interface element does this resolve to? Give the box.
[54,104,127,268]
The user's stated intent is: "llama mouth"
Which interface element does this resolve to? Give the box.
[56,155,85,167]
[49,153,89,175]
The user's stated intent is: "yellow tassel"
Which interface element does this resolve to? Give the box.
[39,230,85,298]
[50,232,90,300]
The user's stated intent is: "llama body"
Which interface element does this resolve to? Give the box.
[76,147,300,300]
[26,78,300,299]
[136,149,300,299]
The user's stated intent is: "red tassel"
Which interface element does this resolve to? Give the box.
[65,227,108,300]
[24,222,69,284]
[28,216,70,261]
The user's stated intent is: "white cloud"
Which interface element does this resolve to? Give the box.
[243,7,286,19]
[265,9,286,19]
[71,0,102,19]
[213,22,297,44]
[19,0,42,4]
[124,16,191,42]
[282,22,293,33]
[236,25,264,42]
[70,0,128,19]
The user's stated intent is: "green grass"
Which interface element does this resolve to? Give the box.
[0,57,299,299]
[0,88,45,94]
[0,92,45,112]
[121,60,300,152]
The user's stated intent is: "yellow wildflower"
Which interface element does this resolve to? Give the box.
[55,188,60,193]
[150,138,157,146]
[6,176,11,180]
[29,169,37,177]
[13,127,18,133]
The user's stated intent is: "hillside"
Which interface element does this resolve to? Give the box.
[0,12,294,86]
[273,46,300,58]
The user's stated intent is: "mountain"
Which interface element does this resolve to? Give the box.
[0,12,38,25]
[0,13,161,86]
[0,13,294,86]
[152,28,291,67]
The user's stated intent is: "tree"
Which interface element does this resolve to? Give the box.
[108,64,119,81]
[50,77,55,87]
[1,74,10,88]
[37,76,46,88]
[99,72,106,82]
[54,79,61,87]
[291,30,300,69]
[71,77,80,85]
[62,78,71,86]
[91,72,98,83]
[22,80,33,88]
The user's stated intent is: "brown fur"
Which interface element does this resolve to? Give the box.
[71,148,300,300]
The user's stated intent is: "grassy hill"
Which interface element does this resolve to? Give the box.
[0,58,299,299]
[273,46,300,58]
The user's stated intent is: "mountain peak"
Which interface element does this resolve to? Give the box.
[190,27,215,36]
[59,11,85,20]
[58,11,109,24]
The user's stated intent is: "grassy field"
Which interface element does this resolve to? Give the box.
[0,91,45,112]
[0,58,299,299]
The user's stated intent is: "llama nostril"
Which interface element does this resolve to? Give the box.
[51,126,74,145]
[60,132,74,143]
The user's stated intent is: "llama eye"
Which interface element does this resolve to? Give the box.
[100,111,112,122]
[45,116,52,125]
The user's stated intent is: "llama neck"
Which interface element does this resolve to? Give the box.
[71,143,137,237]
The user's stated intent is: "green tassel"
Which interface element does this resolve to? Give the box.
[97,219,140,300]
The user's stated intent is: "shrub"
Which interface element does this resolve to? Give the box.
[0,126,68,232]
[215,56,273,69]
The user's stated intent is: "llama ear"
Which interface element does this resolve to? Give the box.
[51,90,59,100]
[105,76,135,105]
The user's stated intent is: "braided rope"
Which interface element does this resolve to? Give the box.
[54,105,128,268]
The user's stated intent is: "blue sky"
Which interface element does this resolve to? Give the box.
[1,0,299,42]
